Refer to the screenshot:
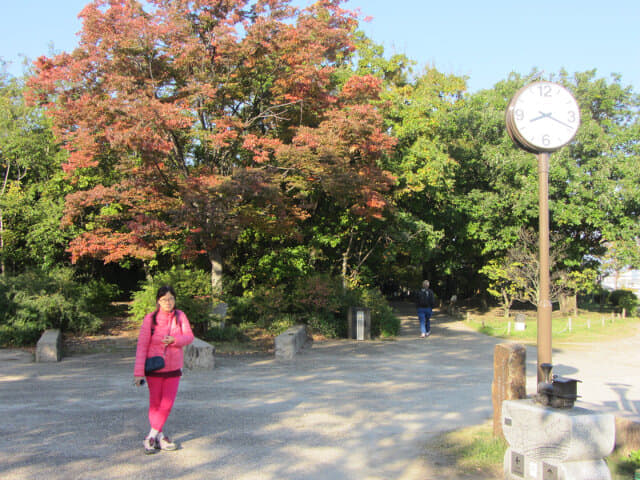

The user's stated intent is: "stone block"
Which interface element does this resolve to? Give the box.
[492,342,526,437]
[505,448,611,480]
[212,302,228,318]
[184,337,215,369]
[275,325,310,360]
[502,399,615,480]
[36,329,62,362]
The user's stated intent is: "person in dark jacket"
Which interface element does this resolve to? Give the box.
[416,280,435,337]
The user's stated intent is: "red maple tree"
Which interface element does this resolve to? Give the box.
[28,0,396,293]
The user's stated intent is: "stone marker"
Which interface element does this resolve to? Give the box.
[502,399,614,480]
[347,307,371,340]
[275,325,309,360]
[212,301,228,318]
[184,337,215,369]
[36,329,62,362]
[492,342,526,438]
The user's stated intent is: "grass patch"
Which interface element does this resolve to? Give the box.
[607,448,640,479]
[427,420,640,480]
[425,420,506,478]
[464,309,640,344]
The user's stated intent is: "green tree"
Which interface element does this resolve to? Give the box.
[444,70,640,299]
[0,73,70,273]
[480,259,524,318]
[552,70,640,269]
[380,67,466,291]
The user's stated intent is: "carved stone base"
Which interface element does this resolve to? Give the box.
[502,399,614,479]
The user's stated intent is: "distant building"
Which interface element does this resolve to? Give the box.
[601,269,640,297]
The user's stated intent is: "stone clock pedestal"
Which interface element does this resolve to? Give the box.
[501,399,615,480]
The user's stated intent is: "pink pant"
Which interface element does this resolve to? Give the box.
[147,376,180,431]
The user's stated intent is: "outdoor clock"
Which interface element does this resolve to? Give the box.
[505,81,580,153]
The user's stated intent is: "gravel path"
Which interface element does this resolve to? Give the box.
[0,305,637,479]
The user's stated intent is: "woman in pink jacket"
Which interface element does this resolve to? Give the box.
[134,285,194,454]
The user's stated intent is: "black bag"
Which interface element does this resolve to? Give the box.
[417,289,433,308]
[144,355,165,374]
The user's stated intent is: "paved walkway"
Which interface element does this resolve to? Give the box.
[0,305,638,480]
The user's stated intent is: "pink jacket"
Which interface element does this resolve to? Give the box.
[134,309,194,377]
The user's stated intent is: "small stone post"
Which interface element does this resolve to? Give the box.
[492,342,527,438]
[184,337,216,369]
[36,329,62,362]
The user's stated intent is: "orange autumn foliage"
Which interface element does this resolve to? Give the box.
[27,0,395,267]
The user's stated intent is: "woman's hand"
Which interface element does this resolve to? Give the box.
[161,335,175,345]
[134,376,146,386]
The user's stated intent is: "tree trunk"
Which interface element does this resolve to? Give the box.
[0,209,4,276]
[341,252,348,290]
[210,250,223,297]
[0,164,9,277]
[502,290,510,318]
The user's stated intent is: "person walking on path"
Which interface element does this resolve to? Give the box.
[416,280,435,338]
[133,285,194,454]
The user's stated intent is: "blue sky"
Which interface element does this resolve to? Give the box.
[1,0,639,93]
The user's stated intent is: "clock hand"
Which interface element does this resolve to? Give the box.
[529,111,574,129]
[529,111,551,122]
[546,114,574,130]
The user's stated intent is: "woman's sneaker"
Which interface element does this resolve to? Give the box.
[143,436,158,455]
[156,434,177,451]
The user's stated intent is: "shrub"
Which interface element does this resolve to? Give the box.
[204,325,246,342]
[355,287,401,338]
[615,448,640,476]
[227,274,345,336]
[226,274,400,339]
[608,289,639,316]
[0,267,119,346]
[267,314,298,336]
[128,266,213,336]
[292,274,344,316]
[238,283,291,328]
[307,311,345,338]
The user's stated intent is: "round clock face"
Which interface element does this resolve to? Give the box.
[507,81,580,152]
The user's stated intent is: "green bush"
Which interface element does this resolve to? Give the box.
[615,448,640,476]
[307,311,345,338]
[226,274,345,336]
[204,325,246,342]
[356,287,401,338]
[0,267,119,346]
[608,289,639,316]
[128,266,214,336]
[226,274,400,339]
[234,283,292,329]
[267,314,298,336]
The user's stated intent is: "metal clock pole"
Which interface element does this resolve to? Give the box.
[500,84,614,480]
[537,151,552,384]
[506,81,580,386]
